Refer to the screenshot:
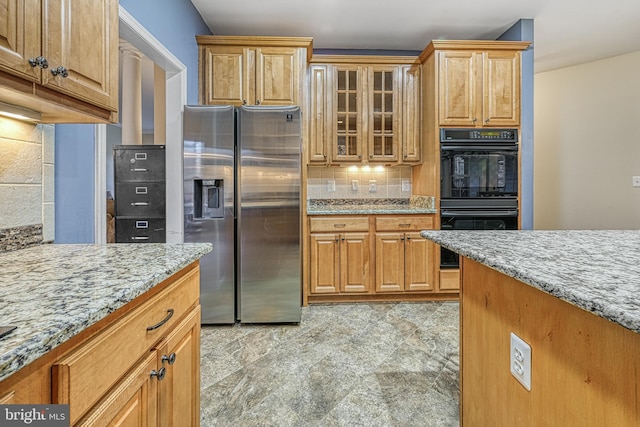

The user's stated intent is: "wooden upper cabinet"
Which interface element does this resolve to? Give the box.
[0,0,41,82]
[332,65,364,162]
[308,64,330,163]
[197,36,312,107]
[430,41,529,127]
[0,0,118,122]
[367,66,399,163]
[42,0,119,111]
[310,56,420,165]
[401,64,421,163]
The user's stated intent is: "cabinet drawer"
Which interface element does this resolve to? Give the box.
[52,267,199,424]
[115,183,166,217]
[114,146,166,182]
[115,218,166,243]
[375,216,434,231]
[309,217,369,232]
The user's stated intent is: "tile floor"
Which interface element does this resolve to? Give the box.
[200,301,460,426]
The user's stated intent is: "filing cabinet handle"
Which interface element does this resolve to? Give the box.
[131,236,150,241]
[131,168,149,172]
[146,309,174,331]
[131,202,149,206]
[333,224,346,228]
[150,367,166,381]
[162,352,177,366]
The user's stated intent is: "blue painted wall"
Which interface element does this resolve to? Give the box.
[54,1,212,243]
[119,0,212,104]
[498,19,534,229]
[54,125,96,243]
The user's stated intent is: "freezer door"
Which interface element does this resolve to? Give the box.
[238,106,301,323]
[183,105,236,324]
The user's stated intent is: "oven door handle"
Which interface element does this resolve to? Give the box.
[440,144,518,151]
[440,209,519,217]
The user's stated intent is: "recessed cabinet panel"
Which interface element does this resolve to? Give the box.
[308,65,329,163]
[255,47,298,105]
[43,0,118,111]
[439,51,476,126]
[0,0,40,82]
[202,47,248,105]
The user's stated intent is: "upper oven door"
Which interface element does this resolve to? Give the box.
[440,143,518,199]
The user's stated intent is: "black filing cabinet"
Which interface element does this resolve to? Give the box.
[114,145,166,243]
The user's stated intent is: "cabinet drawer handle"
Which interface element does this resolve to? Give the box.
[333,224,346,228]
[150,367,166,381]
[146,309,174,331]
[162,352,177,365]
[399,223,411,227]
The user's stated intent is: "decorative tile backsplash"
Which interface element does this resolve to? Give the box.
[307,166,412,200]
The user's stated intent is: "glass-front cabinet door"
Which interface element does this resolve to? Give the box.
[333,66,363,162]
[368,67,399,162]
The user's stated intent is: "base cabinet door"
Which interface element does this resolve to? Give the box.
[405,232,435,292]
[157,306,201,427]
[340,232,370,293]
[375,233,405,292]
[310,233,340,293]
[309,232,370,294]
[75,352,158,427]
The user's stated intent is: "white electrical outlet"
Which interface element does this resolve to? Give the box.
[352,180,359,191]
[510,332,532,391]
[327,180,336,192]
[633,176,640,187]
[402,179,411,192]
[368,180,377,193]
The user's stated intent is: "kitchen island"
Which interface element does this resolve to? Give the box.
[420,230,640,426]
[0,243,211,425]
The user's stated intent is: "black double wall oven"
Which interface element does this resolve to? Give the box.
[440,128,519,268]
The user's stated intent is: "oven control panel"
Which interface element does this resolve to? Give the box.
[441,128,518,143]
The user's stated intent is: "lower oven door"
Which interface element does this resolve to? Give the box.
[440,209,518,268]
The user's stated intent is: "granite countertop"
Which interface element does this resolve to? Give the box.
[308,196,437,215]
[420,230,640,334]
[0,243,212,382]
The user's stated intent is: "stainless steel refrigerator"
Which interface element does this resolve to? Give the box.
[183,105,301,324]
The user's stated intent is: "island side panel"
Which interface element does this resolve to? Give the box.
[460,257,640,426]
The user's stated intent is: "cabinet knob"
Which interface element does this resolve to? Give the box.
[51,66,69,78]
[150,367,166,381]
[471,118,477,123]
[401,237,405,241]
[242,100,247,105]
[407,236,411,240]
[256,100,261,105]
[484,118,490,124]
[162,352,177,365]
[28,56,48,69]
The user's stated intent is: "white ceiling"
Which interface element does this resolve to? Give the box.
[190,0,640,73]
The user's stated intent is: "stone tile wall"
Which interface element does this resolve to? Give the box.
[0,117,55,252]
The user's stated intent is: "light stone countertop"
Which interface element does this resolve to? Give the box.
[308,196,437,215]
[0,243,212,382]
[420,230,640,334]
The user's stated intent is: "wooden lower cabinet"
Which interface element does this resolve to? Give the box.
[0,262,201,427]
[308,214,450,302]
[309,232,370,294]
[157,306,201,427]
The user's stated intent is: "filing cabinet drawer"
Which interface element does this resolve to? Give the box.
[114,145,165,182]
[115,182,166,217]
[115,218,166,243]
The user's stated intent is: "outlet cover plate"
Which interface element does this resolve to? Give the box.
[510,332,532,391]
